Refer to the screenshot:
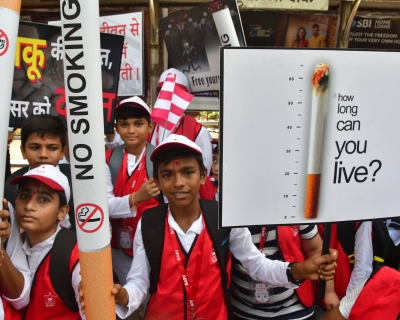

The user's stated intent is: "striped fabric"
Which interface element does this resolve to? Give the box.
[231,225,317,319]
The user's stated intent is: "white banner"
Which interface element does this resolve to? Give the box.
[220,48,400,227]
[60,0,110,252]
[0,3,20,210]
[99,12,144,96]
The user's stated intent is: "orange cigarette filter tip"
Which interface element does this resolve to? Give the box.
[79,246,116,320]
[304,174,321,219]
[0,0,21,13]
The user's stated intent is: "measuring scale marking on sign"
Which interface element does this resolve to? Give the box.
[284,63,306,221]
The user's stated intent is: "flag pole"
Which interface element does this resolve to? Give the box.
[60,1,115,318]
[0,0,22,221]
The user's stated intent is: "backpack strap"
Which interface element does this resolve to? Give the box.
[108,144,125,185]
[141,204,168,295]
[337,222,357,267]
[199,199,233,319]
[145,143,155,178]
[50,228,79,312]
[371,219,390,267]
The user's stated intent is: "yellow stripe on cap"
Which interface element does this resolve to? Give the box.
[0,0,21,13]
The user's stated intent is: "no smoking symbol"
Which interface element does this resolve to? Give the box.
[76,203,104,233]
[0,29,9,57]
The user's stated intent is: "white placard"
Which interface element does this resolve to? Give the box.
[220,48,400,227]
[99,12,144,96]
[60,0,111,251]
[0,6,19,210]
[238,0,329,11]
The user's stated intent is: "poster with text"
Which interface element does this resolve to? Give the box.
[99,12,144,96]
[160,0,246,93]
[220,47,400,227]
[9,22,123,133]
[349,15,400,49]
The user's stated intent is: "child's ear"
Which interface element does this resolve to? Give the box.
[57,205,69,221]
[20,144,26,160]
[60,146,66,160]
[200,168,207,185]
[148,121,155,133]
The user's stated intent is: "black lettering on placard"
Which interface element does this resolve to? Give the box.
[71,119,90,134]
[69,96,88,116]
[61,0,81,20]
[62,1,94,181]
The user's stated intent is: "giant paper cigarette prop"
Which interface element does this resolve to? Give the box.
[60,0,115,318]
[0,0,21,221]
[304,63,329,219]
[212,8,240,47]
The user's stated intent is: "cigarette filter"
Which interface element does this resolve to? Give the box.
[305,63,329,219]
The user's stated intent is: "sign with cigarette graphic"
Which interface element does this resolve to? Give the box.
[220,47,400,227]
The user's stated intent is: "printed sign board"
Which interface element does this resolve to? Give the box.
[220,47,400,227]
[9,21,123,133]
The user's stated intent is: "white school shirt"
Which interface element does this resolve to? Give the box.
[116,213,296,318]
[346,221,373,294]
[0,207,31,319]
[21,225,85,319]
[106,147,146,219]
[339,279,367,319]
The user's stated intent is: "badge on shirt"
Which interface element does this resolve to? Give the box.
[248,278,274,304]
[118,227,133,250]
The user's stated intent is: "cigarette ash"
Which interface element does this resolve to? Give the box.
[312,63,329,94]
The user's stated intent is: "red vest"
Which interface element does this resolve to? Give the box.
[106,146,159,257]
[23,245,80,320]
[199,176,218,201]
[1,297,22,320]
[349,267,400,319]
[145,214,228,320]
[317,223,352,304]
[276,226,315,308]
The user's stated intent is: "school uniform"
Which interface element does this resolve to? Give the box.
[20,224,84,319]
[231,225,316,319]
[116,202,298,319]
[106,145,159,285]
[339,266,400,319]
[0,209,31,320]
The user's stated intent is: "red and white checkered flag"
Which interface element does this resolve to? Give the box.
[151,72,194,131]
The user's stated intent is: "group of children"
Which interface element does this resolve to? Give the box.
[0,68,398,320]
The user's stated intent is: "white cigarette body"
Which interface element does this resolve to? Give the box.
[305,63,329,219]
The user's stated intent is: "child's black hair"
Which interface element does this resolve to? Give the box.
[116,106,151,124]
[153,147,205,180]
[212,145,219,155]
[21,115,66,149]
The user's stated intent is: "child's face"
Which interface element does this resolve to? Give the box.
[115,117,153,150]
[212,153,219,182]
[15,179,68,237]
[155,157,206,210]
[21,133,65,168]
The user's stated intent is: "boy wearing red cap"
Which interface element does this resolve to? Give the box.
[80,134,338,320]
[105,96,160,286]
[11,165,84,319]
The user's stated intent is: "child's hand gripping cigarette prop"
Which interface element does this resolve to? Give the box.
[305,64,330,219]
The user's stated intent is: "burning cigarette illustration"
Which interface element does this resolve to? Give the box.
[304,63,329,219]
